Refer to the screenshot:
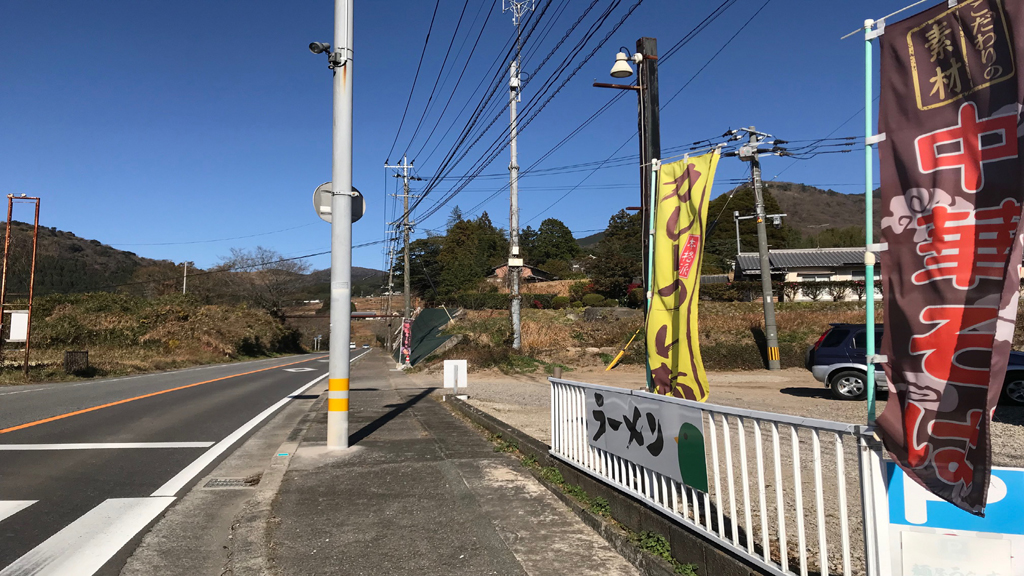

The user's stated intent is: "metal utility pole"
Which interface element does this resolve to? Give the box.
[503,0,532,351]
[309,0,354,449]
[385,155,421,322]
[737,128,781,370]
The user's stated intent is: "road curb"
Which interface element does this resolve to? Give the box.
[226,391,324,576]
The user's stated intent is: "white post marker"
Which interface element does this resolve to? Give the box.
[444,360,467,399]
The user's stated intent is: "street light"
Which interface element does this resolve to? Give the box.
[610,48,640,78]
[594,39,661,392]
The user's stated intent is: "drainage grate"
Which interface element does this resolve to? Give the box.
[205,476,258,489]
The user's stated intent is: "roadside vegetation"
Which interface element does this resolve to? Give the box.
[0,291,304,385]
[415,301,883,374]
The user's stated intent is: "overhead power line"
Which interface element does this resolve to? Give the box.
[385,0,442,163]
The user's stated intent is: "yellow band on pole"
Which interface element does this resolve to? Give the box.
[329,378,350,391]
[328,398,349,412]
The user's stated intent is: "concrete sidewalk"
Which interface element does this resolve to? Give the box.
[268,350,638,576]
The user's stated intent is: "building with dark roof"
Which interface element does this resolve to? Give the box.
[734,247,880,301]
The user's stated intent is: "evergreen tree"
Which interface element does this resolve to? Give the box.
[529,218,580,267]
[703,185,793,273]
[589,210,643,299]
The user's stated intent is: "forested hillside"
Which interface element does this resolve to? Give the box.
[1,221,156,296]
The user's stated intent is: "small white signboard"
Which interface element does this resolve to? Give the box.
[8,311,28,343]
[444,360,467,390]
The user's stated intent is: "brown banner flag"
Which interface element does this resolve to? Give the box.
[877,0,1024,515]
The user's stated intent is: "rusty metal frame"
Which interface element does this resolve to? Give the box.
[0,195,41,376]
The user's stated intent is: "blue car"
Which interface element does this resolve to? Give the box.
[805,323,1024,405]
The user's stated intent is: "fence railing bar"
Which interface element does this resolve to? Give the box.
[672,478,681,517]
[858,436,880,576]
[835,434,852,576]
[703,488,712,533]
[753,420,770,564]
[771,422,789,573]
[791,427,809,576]
[722,415,739,547]
[811,429,829,576]
[709,413,725,540]
[738,417,754,555]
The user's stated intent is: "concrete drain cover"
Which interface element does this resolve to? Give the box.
[205,476,259,489]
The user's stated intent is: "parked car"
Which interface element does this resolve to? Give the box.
[805,323,1024,405]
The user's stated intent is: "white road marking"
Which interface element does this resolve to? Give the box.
[283,367,316,373]
[0,501,35,524]
[0,442,214,451]
[151,372,328,497]
[0,356,324,397]
[0,352,357,574]
[0,497,175,576]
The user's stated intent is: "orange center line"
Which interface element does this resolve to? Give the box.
[0,355,328,435]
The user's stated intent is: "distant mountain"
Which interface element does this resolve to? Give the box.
[0,221,158,296]
[763,182,882,240]
[576,231,604,250]
[302,267,387,299]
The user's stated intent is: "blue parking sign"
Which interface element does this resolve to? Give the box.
[888,463,1024,535]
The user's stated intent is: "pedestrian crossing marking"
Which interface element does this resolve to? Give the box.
[0,497,174,576]
[0,500,35,524]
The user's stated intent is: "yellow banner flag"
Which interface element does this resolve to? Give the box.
[646,151,720,401]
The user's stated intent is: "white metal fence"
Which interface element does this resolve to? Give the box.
[549,378,891,576]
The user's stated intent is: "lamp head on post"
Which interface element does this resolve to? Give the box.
[610,52,634,78]
[609,47,642,79]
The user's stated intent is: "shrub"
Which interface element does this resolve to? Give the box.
[524,293,555,309]
[801,282,825,302]
[852,280,867,301]
[569,280,593,302]
[581,293,605,307]
[551,296,570,309]
[443,292,510,310]
[782,282,801,302]
[626,287,645,308]
[600,298,619,307]
[826,281,852,302]
[700,281,761,302]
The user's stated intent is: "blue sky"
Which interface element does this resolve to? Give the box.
[0,0,900,273]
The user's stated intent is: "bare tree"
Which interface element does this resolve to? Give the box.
[216,246,310,317]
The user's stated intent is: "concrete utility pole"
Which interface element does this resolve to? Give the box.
[315,0,355,449]
[385,155,421,322]
[182,262,188,295]
[737,128,781,370]
[504,0,533,351]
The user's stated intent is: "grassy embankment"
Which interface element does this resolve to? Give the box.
[0,292,304,385]
[425,302,886,374]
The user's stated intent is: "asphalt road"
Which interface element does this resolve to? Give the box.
[0,351,368,576]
